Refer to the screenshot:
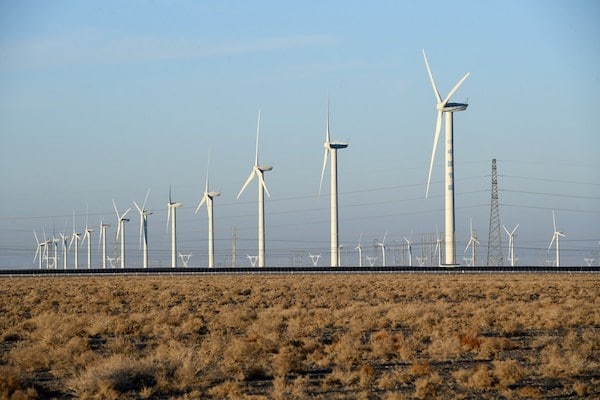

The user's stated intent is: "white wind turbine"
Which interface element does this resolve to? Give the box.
[59,229,69,270]
[423,50,470,266]
[503,224,519,267]
[33,230,45,269]
[112,200,131,269]
[167,186,183,268]
[376,232,388,267]
[134,188,152,269]
[354,233,363,267]
[238,110,272,268]
[69,212,81,269]
[320,97,348,267]
[308,253,321,266]
[178,252,192,268]
[98,220,109,269]
[464,218,480,266]
[548,211,565,267]
[196,150,220,268]
[81,209,94,269]
[404,235,414,267]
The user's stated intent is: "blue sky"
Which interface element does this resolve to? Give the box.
[1,0,599,268]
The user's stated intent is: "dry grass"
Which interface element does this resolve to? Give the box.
[0,273,598,399]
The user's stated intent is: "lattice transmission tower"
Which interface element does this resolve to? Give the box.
[487,159,504,266]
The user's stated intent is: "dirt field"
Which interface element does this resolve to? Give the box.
[0,273,598,399]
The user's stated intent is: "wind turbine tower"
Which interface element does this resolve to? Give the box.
[503,224,519,267]
[113,200,131,269]
[167,186,183,268]
[196,150,221,268]
[320,98,348,267]
[423,50,470,266]
[33,231,45,270]
[81,210,94,269]
[99,221,109,269]
[134,189,152,268]
[238,110,272,268]
[376,232,388,267]
[354,233,363,267]
[404,236,413,267]
[549,211,565,267]
[69,212,82,269]
[465,218,480,266]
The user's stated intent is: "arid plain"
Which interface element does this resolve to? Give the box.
[1,273,598,399]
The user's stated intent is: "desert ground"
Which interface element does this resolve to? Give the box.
[0,273,598,399]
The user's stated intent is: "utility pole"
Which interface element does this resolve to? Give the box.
[487,159,504,266]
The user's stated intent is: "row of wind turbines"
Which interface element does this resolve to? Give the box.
[30,50,571,269]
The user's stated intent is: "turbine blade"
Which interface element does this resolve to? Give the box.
[503,225,510,236]
[425,111,443,198]
[552,210,557,232]
[122,208,131,219]
[237,170,256,199]
[34,230,39,245]
[422,50,442,103]
[512,224,520,235]
[166,206,171,234]
[382,231,387,244]
[133,201,142,213]
[138,214,143,250]
[319,147,329,195]
[142,188,151,210]
[548,234,556,250]
[326,96,331,143]
[195,195,207,214]
[112,200,119,218]
[258,170,270,198]
[442,72,470,105]
[169,185,172,205]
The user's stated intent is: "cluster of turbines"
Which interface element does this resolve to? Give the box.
[30,51,573,269]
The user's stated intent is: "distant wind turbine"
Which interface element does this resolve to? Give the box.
[112,200,131,269]
[238,110,272,268]
[423,50,470,266]
[320,97,348,267]
[134,188,152,268]
[196,149,220,268]
[548,211,565,267]
[59,229,69,270]
[167,186,183,268]
[404,235,414,267]
[376,232,388,267]
[69,212,82,269]
[98,220,109,269]
[503,224,519,267]
[308,253,321,267]
[81,207,94,269]
[33,230,45,270]
[354,233,363,267]
[178,252,192,268]
[464,218,480,266]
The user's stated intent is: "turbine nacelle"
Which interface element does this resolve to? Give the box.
[439,102,468,112]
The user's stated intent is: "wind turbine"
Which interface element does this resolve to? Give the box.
[81,209,94,269]
[320,97,348,267]
[69,212,81,269]
[33,230,45,269]
[503,224,519,267]
[404,235,414,267]
[134,188,152,269]
[464,218,480,266]
[548,211,565,267]
[354,233,363,267]
[246,255,258,267]
[59,230,69,270]
[98,221,109,269]
[308,253,321,266]
[423,50,470,266]
[112,200,131,269]
[376,232,388,267]
[167,186,183,268]
[237,109,272,268]
[178,252,192,268]
[196,149,221,268]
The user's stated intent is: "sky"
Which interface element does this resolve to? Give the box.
[1,0,599,268]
